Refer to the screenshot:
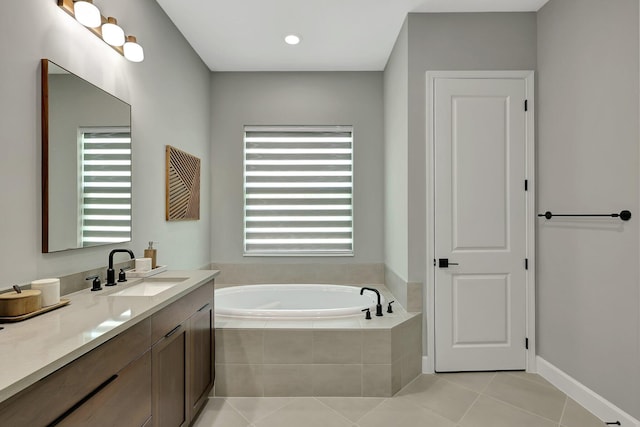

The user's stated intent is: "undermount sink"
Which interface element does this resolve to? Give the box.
[107,278,188,297]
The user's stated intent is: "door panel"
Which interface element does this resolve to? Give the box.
[434,77,527,372]
[452,96,508,251]
[452,274,509,345]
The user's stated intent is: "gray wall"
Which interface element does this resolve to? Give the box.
[537,0,640,418]
[210,72,384,265]
[383,20,409,282]
[383,12,537,351]
[406,12,538,283]
[0,0,211,289]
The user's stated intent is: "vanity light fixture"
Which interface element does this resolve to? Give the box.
[102,17,125,47]
[284,34,301,45]
[123,36,144,62]
[73,0,100,28]
[57,0,144,62]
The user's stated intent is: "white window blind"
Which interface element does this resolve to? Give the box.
[80,127,132,246]
[244,126,354,256]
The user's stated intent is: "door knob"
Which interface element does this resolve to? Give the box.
[438,258,459,268]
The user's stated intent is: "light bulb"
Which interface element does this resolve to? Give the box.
[102,17,125,46]
[124,36,144,62]
[74,0,101,28]
[284,34,301,45]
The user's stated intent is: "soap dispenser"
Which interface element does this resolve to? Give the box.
[144,241,157,270]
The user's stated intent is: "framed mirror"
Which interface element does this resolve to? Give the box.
[42,59,132,253]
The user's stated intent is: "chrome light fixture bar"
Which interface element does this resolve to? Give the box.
[57,0,144,62]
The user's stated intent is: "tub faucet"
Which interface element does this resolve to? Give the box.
[106,249,135,286]
[360,287,383,317]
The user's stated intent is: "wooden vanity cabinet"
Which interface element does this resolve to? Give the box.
[151,281,214,427]
[0,318,152,427]
[0,279,215,427]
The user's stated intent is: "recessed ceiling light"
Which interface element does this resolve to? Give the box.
[284,34,301,45]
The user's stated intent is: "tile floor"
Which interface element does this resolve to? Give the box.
[193,372,606,427]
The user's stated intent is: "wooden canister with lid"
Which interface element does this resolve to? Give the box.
[0,289,42,317]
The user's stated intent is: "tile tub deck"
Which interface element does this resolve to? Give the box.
[214,286,422,397]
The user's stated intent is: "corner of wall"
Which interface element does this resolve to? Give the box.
[384,265,422,313]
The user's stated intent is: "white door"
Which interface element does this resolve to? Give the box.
[434,76,528,372]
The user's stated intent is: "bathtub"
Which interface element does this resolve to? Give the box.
[215,284,383,318]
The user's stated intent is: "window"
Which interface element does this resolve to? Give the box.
[80,127,132,247]
[244,126,353,256]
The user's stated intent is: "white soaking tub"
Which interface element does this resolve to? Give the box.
[215,284,383,318]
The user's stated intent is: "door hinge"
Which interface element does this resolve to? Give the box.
[433,259,436,266]
[524,99,528,111]
[524,179,528,191]
[525,338,529,349]
[525,258,529,270]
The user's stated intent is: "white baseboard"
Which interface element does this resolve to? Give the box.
[536,356,640,427]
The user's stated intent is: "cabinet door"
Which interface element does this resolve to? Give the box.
[58,351,152,427]
[189,302,213,418]
[152,323,188,427]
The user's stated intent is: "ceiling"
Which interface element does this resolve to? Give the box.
[155,0,549,72]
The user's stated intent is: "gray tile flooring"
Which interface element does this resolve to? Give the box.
[194,372,605,427]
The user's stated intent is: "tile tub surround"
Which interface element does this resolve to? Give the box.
[214,309,421,398]
[382,266,423,313]
[210,263,384,285]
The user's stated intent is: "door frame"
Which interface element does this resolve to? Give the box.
[425,70,536,374]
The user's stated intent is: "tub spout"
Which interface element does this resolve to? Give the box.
[360,287,383,317]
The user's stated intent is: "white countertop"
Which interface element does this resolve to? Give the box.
[0,270,219,404]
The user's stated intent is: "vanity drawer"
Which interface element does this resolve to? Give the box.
[57,351,151,427]
[150,281,213,344]
[0,318,151,427]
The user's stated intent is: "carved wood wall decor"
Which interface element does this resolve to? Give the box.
[166,145,201,221]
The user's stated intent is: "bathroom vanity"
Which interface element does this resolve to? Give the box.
[0,270,218,427]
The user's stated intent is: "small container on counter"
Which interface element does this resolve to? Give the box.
[0,289,42,317]
[135,258,152,272]
[144,241,157,269]
[31,278,60,307]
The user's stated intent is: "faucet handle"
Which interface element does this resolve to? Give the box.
[86,275,102,292]
[361,308,371,320]
[387,301,395,313]
[118,269,127,283]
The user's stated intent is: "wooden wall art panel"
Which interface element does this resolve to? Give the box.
[166,145,201,221]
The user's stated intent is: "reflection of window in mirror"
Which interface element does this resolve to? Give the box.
[79,127,132,247]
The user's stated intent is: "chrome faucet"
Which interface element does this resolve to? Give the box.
[360,287,383,317]
[106,249,135,286]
